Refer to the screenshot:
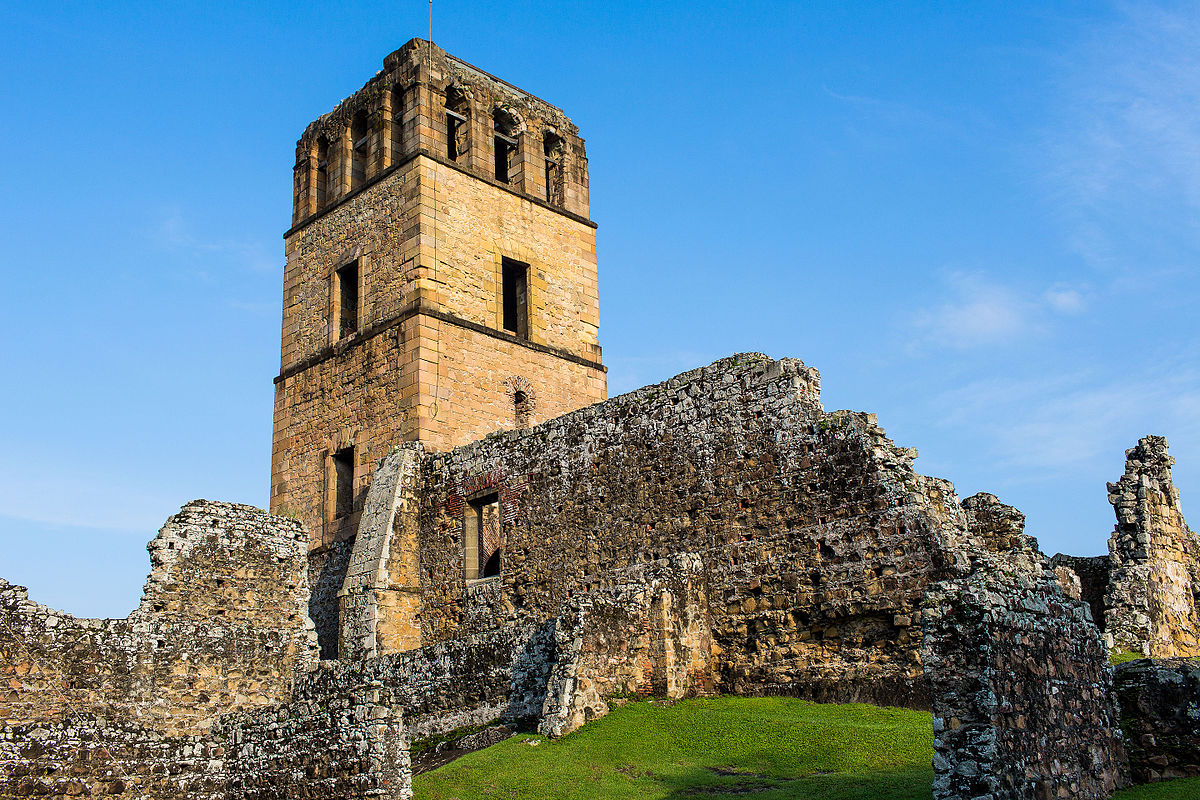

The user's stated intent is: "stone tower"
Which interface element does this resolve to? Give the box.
[271,39,606,550]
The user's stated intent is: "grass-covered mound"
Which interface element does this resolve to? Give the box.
[414,696,1200,799]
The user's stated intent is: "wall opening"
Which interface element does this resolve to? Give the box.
[350,111,369,190]
[501,258,529,339]
[493,109,519,184]
[543,132,564,205]
[315,136,330,209]
[332,447,354,520]
[390,85,405,163]
[464,493,501,581]
[445,88,469,163]
[335,260,359,338]
[514,389,532,429]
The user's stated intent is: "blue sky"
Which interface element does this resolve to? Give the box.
[2,1,1198,617]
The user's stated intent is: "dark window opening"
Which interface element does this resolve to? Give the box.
[445,88,469,162]
[332,447,354,519]
[514,389,532,429]
[464,493,501,580]
[350,112,369,190]
[502,258,529,339]
[543,132,564,205]
[315,136,330,209]
[336,260,359,338]
[493,109,519,184]
[390,86,405,160]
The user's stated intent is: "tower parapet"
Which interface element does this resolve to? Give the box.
[272,39,606,550]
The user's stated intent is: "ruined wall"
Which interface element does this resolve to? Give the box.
[539,553,715,738]
[1,501,317,736]
[921,556,1125,800]
[1,684,410,800]
[1051,554,1110,633]
[1114,658,1200,784]
[1105,435,1200,658]
[301,622,557,740]
[402,354,975,708]
[0,501,414,799]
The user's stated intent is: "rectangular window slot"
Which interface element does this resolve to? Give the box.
[494,133,517,183]
[464,493,501,581]
[332,447,354,519]
[336,261,359,338]
[446,109,468,161]
[502,258,529,339]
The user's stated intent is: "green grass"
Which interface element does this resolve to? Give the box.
[413,696,1199,799]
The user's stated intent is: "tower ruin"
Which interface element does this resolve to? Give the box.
[270,39,607,549]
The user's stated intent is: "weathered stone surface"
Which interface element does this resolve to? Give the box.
[1104,436,1200,657]
[0,501,411,800]
[1050,554,1110,631]
[922,553,1126,800]
[540,552,714,737]
[0,501,317,736]
[1114,658,1200,784]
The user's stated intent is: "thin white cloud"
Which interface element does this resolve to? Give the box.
[909,271,1085,350]
[1044,2,1200,269]
[931,363,1200,477]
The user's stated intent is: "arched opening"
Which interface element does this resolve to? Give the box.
[514,388,532,429]
[350,111,369,190]
[493,108,520,184]
[445,87,469,163]
[543,131,564,205]
[315,136,330,209]
[390,85,405,163]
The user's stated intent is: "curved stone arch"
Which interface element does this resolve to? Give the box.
[504,375,536,429]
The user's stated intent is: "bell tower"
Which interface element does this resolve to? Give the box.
[270,39,606,549]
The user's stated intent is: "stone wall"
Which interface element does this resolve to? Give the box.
[1050,554,1110,633]
[1104,436,1200,658]
[0,500,412,799]
[539,552,715,738]
[921,555,1125,800]
[0,685,410,800]
[0,501,317,736]
[1114,658,1200,784]
[343,354,987,709]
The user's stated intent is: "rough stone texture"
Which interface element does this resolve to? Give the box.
[328,353,986,709]
[296,622,557,740]
[0,501,411,800]
[0,501,317,736]
[1114,658,1200,784]
[922,554,1126,800]
[339,444,425,659]
[540,553,714,738]
[271,38,607,550]
[1051,554,1111,632]
[0,685,410,800]
[1104,435,1200,657]
[307,538,353,659]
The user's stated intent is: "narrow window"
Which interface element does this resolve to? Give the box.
[514,389,532,429]
[493,109,519,184]
[445,88,469,162]
[501,258,529,339]
[350,111,369,190]
[390,85,405,162]
[543,132,564,205]
[464,494,501,581]
[315,136,330,209]
[336,260,359,338]
[332,447,354,519]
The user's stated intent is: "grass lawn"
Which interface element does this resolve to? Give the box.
[413,696,1199,799]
